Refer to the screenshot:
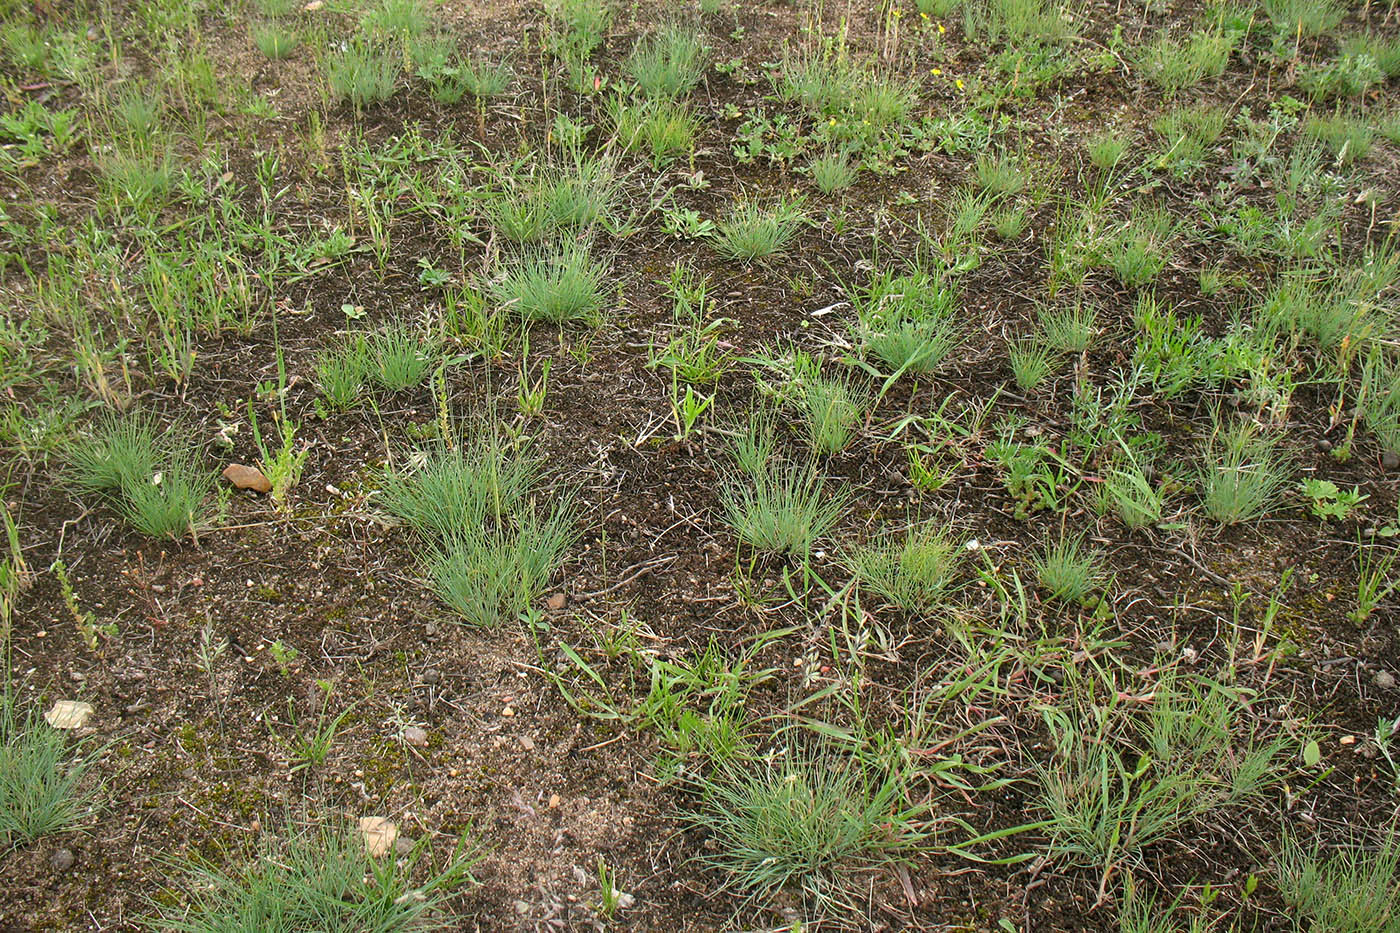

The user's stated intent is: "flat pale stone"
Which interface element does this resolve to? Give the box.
[222,463,272,493]
[359,817,398,857]
[44,700,94,730]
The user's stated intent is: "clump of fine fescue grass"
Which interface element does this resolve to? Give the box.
[1303,112,1373,166]
[1039,302,1097,353]
[326,41,398,108]
[1196,418,1292,524]
[1033,532,1105,604]
[546,0,611,59]
[381,435,537,542]
[719,417,850,559]
[490,243,610,324]
[147,814,481,932]
[683,749,925,909]
[427,504,579,627]
[626,24,707,98]
[850,268,962,376]
[710,198,806,263]
[973,150,1027,198]
[1137,29,1233,97]
[66,413,218,540]
[1036,666,1293,899]
[610,96,700,168]
[252,23,299,60]
[844,521,962,613]
[482,156,624,243]
[1,689,103,848]
[808,149,858,194]
[365,322,436,392]
[384,426,578,627]
[1274,831,1400,933]
[361,0,431,39]
[1262,0,1343,40]
[768,352,869,456]
[1008,339,1059,391]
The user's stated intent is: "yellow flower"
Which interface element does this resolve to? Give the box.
[828,116,837,126]
[955,78,964,90]
[932,67,942,75]
[938,22,946,33]
[920,11,929,19]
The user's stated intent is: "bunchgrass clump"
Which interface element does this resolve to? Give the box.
[1137,29,1233,97]
[326,41,398,108]
[148,814,480,932]
[1039,302,1097,353]
[361,0,431,39]
[66,414,217,540]
[974,150,1027,198]
[808,149,858,194]
[385,426,577,627]
[427,503,579,627]
[365,322,435,392]
[1274,831,1400,933]
[1009,339,1059,391]
[1086,131,1129,171]
[710,198,806,263]
[491,244,610,324]
[547,0,611,59]
[1303,112,1373,166]
[252,23,299,60]
[626,24,707,98]
[1196,419,1292,524]
[1,689,102,848]
[382,436,537,542]
[315,338,370,410]
[720,446,849,560]
[844,522,962,613]
[610,96,699,168]
[1262,0,1343,40]
[1033,532,1103,604]
[850,269,962,376]
[683,750,924,908]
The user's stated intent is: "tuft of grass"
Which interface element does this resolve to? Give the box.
[66,414,217,540]
[1008,339,1059,391]
[850,269,962,376]
[1033,531,1103,604]
[974,150,1027,198]
[326,41,398,108]
[683,750,924,908]
[1086,131,1129,171]
[808,149,858,195]
[1039,302,1096,353]
[546,0,611,59]
[491,243,610,325]
[1137,29,1233,97]
[1262,0,1343,39]
[1303,112,1373,166]
[362,0,431,39]
[710,198,806,263]
[315,338,370,410]
[382,435,537,542]
[1,689,102,848]
[720,452,850,560]
[626,24,707,98]
[610,96,699,168]
[365,322,435,393]
[776,355,869,456]
[1196,418,1292,524]
[252,22,299,60]
[1037,667,1292,898]
[427,500,579,627]
[844,521,962,613]
[1274,831,1400,933]
[148,814,480,932]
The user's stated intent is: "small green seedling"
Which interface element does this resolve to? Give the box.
[1299,479,1367,521]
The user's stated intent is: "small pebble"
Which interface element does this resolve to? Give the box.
[1316,438,1333,452]
[502,705,515,717]
[394,836,417,856]
[402,726,428,748]
[1384,450,1400,471]
[1375,670,1396,690]
[50,849,75,872]
[548,793,560,808]
[519,735,535,750]
[1339,734,1355,746]
[420,669,442,685]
